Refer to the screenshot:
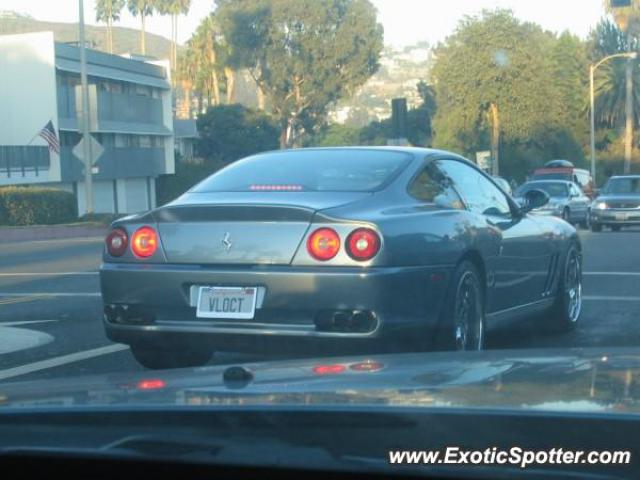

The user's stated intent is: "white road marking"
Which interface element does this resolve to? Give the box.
[0,237,104,246]
[0,327,54,355]
[0,272,97,277]
[0,320,59,326]
[584,272,640,276]
[0,344,129,381]
[0,293,100,297]
[584,295,640,302]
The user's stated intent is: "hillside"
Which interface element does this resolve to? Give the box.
[330,42,432,126]
[0,13,173,60]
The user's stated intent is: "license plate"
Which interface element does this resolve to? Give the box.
[196,287,257,319]
[615,212,628,220]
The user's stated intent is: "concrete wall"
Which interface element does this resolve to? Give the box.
[149,59,175,177]
[75,177,155,215]
[0,32,60,184]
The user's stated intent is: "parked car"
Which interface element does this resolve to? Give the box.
[590,175,640,232]
[100,147,582,369]
[531,161,594,198]
[515,180,591,228]
[492,176,513,196]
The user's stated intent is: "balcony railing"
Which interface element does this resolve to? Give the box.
[57,86,164,126]
[59,146,166,181]
[0,146,50,177]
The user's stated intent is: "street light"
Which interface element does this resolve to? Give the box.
[590,51,638,186]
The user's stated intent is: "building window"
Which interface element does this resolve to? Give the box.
[95,133,115,148]
[139,135,151,148]
[60,131,81,147]
[135,84,151,97]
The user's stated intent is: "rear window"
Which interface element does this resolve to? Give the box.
[531,172,572,181]
[516,182,569,197]
[191,150,412,193]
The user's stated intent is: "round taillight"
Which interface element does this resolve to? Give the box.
[106,228,128,257]
[131,226,158,258]
[346,228,381,261]
[307,228,340,261]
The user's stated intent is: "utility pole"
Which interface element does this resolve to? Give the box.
[490,103,500,176]
[625,32,634,174]
[79,0,93,215]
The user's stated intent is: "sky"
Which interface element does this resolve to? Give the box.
[0,0,607,48]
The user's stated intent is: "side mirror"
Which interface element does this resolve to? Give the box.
[521,189,550,213]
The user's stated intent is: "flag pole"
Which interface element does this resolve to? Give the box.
[26,131,40,146]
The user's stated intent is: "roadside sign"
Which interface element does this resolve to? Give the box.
[72,134,104,174]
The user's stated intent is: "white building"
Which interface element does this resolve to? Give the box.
[0,31,175,215]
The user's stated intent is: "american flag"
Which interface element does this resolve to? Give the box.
[38,120,60,154]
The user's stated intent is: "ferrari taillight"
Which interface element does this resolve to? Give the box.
[307,228,340,261]
[131,226,158,258]
[346,228,381,261]
[105,228,128,257]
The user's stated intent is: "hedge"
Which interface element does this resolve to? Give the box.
[0,187,77,226]
[156,161,220,206]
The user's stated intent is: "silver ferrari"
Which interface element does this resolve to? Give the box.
[100,147,582,369]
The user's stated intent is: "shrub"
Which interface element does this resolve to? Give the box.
[0,187,77,226]
[156,161,222,206]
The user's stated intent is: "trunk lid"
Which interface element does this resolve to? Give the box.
[155,192,370,265]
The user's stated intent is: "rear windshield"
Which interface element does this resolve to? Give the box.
[191,150,412,193]
[605,178,640,194]
[531,172,572,181]
[516,182,569,197]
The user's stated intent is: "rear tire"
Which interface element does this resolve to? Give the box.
[590,222,602,232]
[611,225,622,232]
[543,244,582,333]
[434,260,485,351]
[131,345,213,370]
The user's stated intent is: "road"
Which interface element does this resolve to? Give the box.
[1,229,640,383]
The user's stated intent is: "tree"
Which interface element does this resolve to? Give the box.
[590,19,640,128]
[431,9,574,176]
[216,0,383,148]
[127,0,154,55]
[196,104,280,163]
[551,32,589,146]
[177,46,198,117]
[308,124,361,146]
[604,0,640,173]
[157,0,190,70]
[191,14,223,107]
[96,0,125,53]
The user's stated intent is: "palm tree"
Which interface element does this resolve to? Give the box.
[177,48,197,117]
[192,15,222,106]
[127,0,154,55]
[96,0,125,53]
[591,19,640,128]
[155,0,190,69]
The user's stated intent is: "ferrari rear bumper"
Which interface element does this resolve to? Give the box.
[100,262,451,352]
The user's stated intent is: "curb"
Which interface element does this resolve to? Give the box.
[0,224,108,243]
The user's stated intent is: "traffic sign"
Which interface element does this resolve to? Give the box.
[72,134,104,174]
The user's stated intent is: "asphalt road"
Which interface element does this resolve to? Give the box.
[1,229,640,383]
